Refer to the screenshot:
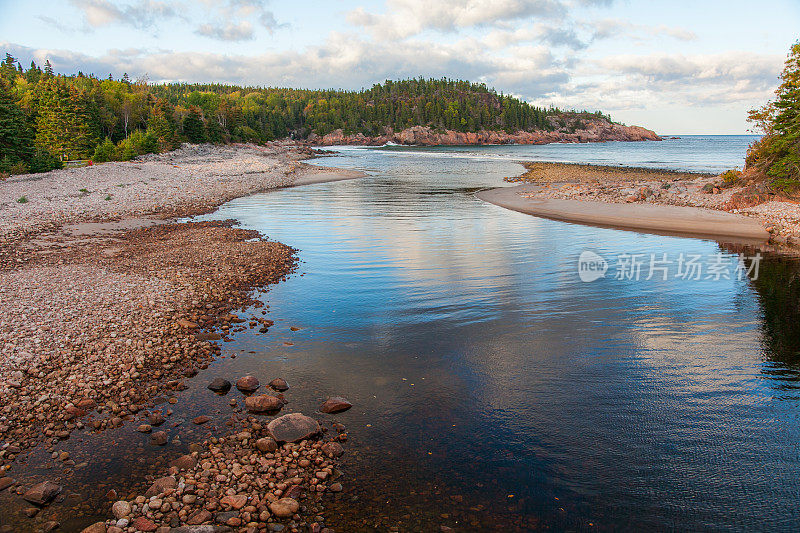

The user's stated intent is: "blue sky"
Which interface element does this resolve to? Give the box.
[1,0,798,134]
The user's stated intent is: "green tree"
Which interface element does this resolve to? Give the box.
[748,41,800,192]
[182,107,206,143]
[34,78,97,159]
[0,79,33,168]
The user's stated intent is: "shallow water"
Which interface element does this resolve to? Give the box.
[4,137,800,532]
[193,139,800,531]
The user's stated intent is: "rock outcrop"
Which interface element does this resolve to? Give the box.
[308,120,660,147]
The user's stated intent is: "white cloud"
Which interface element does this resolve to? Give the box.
[196,21,254,41]
[69,0,181,30]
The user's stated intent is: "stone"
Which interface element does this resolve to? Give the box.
[245,394,283,413]
[80,523,107,533]
[132,517,157,532]
[220,494,247,509]
[0,476,14,491]
[236,375,260,392]
[170,454,197,470]
[268,497,300,518]
[42,520,59,531]
[148,412,166,426]
[150,431,168,445]
[329,482,343,492]
[111,500,131,519]
[137,424,152,433]
[255,437,278,452]
[187,509,213,525]
[207,378,231,393]
[267,413,321,443]
[192,415,211,425]
[321,441,344,458]
[177,318,199,329]
[145,476,176,497]
[170,526,232,533]
[23,480,62,505]
[319,397,352,414]
[268,378,289,391]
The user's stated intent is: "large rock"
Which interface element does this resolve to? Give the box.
[207,378,231,393]
[132,517,157,532]
[319,396,352,414]
[150,431,168,445]
[170,526,232,533]
[111,500,131,519]
[321,441,344,458]
[220,494,247,510]
[145,476,176,497]
[254,437,278,452]
[245,394,283,413]
[236,375,260,392]
[23,481,61,505]
[186,509,213,525]
[268,377,289,391]
[267,413,320,443]
[170,454,197,470]
[268,497,300,518]
[80,523,107,533]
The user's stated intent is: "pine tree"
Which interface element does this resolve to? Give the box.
[34,78,97,159]
[0,79,33,170]
[182,107,206,143]
[44,60,54,78]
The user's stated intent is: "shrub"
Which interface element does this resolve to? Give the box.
[28,148,62,173]
[17,196,27,203]
[721,169,742,187]
[93,138,116,163]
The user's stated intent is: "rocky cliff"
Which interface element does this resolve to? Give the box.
[307,119,660,146]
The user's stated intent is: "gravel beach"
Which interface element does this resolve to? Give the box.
[0,142,363,532]
[499,161,800,248]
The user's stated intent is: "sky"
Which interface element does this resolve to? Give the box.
[0,0,798,134]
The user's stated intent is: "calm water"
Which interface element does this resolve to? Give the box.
[5,136,799,532]
[194,136,800,531]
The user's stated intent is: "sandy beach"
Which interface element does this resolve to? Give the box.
[0,143,363,533]
[480,161,798,247]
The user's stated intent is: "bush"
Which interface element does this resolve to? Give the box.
[93,138,116,163]
[28,148,62,173]
[721,169,742,187]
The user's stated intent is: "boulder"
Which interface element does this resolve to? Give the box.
[319,397,352,414]
[0,476,14,491]
[23,481,61,505]
[80,523,107,533]
[150,431,168,445]
[111,500,131,519]
[170,454,197,470]
[207,378,231,393]
[186,509,213,525]
[267,413,320,443]
[245,394,283,413]
[268,497,300,518]
[145,476,176,497]
[220,494,247,510]
[132,517,157,532]
[268,378,289,391]
[321,441,344,458]
[235,375,260,392]
[254,437,278,452]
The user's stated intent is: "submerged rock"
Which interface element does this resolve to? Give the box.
[236,375,260,392]
[268,497,300,518]
[22,481,61,505]
[207,378,231,393]
[319,396,352,414]
[268,377,289,391]
[267,413,320,443]
[245,394,283,413]
[145,476,176,497]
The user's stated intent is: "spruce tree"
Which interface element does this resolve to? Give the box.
[0,79,33,169]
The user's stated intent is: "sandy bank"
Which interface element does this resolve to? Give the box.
[478,184,770,243]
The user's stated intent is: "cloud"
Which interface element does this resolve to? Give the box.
[196,21,254,41]
[194,0,281,41]
[348,0,568,39]
[590,18,697,42]
[69,0,181,30]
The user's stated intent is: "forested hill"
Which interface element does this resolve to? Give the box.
[0,52,654,176]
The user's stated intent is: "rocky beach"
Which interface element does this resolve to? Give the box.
[0,143,363,532]
[491,161,800,249]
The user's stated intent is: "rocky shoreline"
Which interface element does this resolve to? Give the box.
[0,143,363,532]
[307,119,660,146]
[504,162,800,250]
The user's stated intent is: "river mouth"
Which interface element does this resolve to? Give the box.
[4,139,800,532]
